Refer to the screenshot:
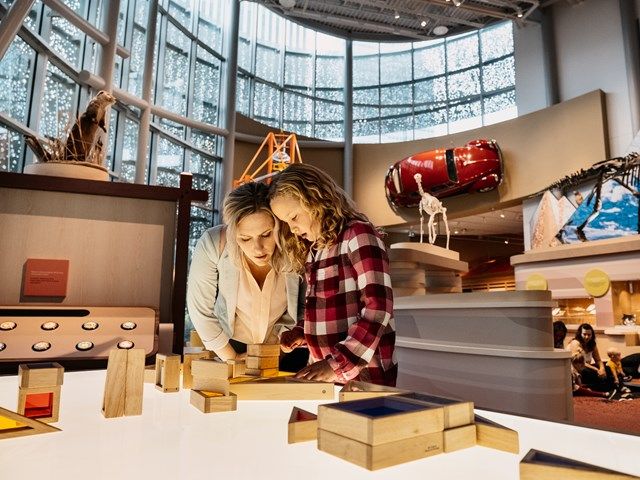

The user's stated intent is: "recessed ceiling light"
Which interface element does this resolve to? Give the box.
[394,11,400,19]
[500,213,505,218]
[420,20,427,27]
[516,8,523,18]
[433,25,448,35]
[279,0,296,8]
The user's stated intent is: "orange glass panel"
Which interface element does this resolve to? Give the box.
[24,392,53,418]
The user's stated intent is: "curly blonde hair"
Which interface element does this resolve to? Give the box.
[223,182,290,273]
[268,163,369,272]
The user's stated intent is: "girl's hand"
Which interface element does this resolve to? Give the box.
[281,329,306,352]
[294,360,338,382]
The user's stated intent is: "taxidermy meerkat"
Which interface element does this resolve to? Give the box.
[65,90,116,162]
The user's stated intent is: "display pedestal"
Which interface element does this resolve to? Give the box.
[24,161,109,181]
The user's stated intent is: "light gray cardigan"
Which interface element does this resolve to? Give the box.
[186,225,303,352]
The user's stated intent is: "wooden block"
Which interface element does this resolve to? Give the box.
[155,353,180,393]
[124,349,145,416]
[288,407,318,444]
[246,355,279,370]
[520,449,638,479]
[396,392,474,429]
[227,359,246,377]
[191,358,232,380]
[247,343,281,357]
[190,330,204,348]
[338,380,408,402]
[443,424,476,453]
[18,362,64,388]
[0,406,60,440]
[143,365,156,383]
[102,349,128,418]
[245,367,279,377]
[192,376,230,395]
[228,377,334,400]
[318,396,444,446]
[318,428,443,471]
[183,351,213,389]
[474,414,519,454]
[17,385,61,423]
[190,390,237,413]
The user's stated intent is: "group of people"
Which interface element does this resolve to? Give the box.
[187,164,397,386]
[554,321,637,401]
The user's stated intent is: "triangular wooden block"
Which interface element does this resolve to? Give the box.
[520,449,639,479]
[288,407,318,444]
[0,406,60,440]
[474,414,519,454]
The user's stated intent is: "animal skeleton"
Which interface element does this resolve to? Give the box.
[414,173,450,249]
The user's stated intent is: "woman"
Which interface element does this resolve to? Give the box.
[269,163,397,386]
[567,323,607,390]
[187,182,307,371]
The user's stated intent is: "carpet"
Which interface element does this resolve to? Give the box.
[573,396,640,435]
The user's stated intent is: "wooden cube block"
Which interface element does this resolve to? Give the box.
[318,396,444,446]
[396,392,474,429]
[190,330,204,348]
[18,363,64,388]
[190,390,237,413]
[227,359,246,378]
[143,365,156,384]
[520,449,637,479]
[443,424,476,453]
[191,359,232,380]
[245,367,279,377]
[318,429,443,471]
[288,407,318,444]
[475,414,519,454]
[183,351,213,389]
[155,353,180,393]
[17,385,61,423]
[246,355,279,370]
[247,343,281,357]
[338,380,407,402]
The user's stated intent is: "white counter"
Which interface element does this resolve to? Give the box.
[0,370,639,480]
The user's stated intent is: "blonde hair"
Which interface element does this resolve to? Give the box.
[223,182,289,273]
[268,163,370,272]
[607,347,621,359]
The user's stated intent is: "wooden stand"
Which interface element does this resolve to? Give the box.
[520,449,638,479]
[190,390,237,414]
[0,406,60,440]
[287,407,318,444]
[102,349,145,418]
[155,353,180,393]
[17,362,64,423]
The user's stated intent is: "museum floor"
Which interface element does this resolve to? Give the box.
[573,395,640,434]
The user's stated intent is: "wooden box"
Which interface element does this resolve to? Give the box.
[318,428,443,471]
[191,359,232,380]
[190,390,237,414]
[443,424,476,453]
[17,385,61,423]
[155,353,180,393]
[227,359,246,377]
[246,344,281,357]
[288,407,318,444]
[338,380,407,402]
[520,449,637,479]
[245,367,279,377]
[318,396,444,446]
[246,355,279,370]
[396,392,474,429]
[474,414,519,454]
[182,351,213,389]
[18,362,64,388]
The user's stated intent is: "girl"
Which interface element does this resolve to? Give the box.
[187,182,307,371]
[269,163,397,386]
[568,323,607,391]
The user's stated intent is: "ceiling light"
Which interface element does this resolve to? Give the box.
[420,20,427,27]
[279,0,296,7]
[433,25,448,35]
[500,213,505,218]
[394,11,400,19]
[454,229,459,234]
[452,0,463,6]
[504,239,509,244]
[516,8,523,18]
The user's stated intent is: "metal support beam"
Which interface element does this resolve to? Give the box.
[0,0,36,60]
[620,0,640,136]
[540,7,559,106]
[343,38,353,197]
[220,0,240,204]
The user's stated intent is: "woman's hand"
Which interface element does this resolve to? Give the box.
[597,366,606,378]
[294,360,338,382]
[281,328,306,353]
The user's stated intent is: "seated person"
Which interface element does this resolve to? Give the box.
[567,323,608,391]
[571,354,609,398]
[553,320,567,349]
[606,347,633,389]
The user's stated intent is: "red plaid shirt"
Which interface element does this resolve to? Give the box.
[298,221,397,386]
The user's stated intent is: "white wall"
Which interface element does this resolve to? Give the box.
[515,0,636,157]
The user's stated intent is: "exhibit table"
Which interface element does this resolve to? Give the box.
[0,370,639,479]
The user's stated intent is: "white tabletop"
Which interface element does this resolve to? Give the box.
[0,370,639,480]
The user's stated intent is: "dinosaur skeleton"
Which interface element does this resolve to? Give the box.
[414,173,450,249]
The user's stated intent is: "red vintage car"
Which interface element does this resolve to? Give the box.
[385,139,503,208]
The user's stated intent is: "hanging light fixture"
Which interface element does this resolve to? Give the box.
[433,25,448,35]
